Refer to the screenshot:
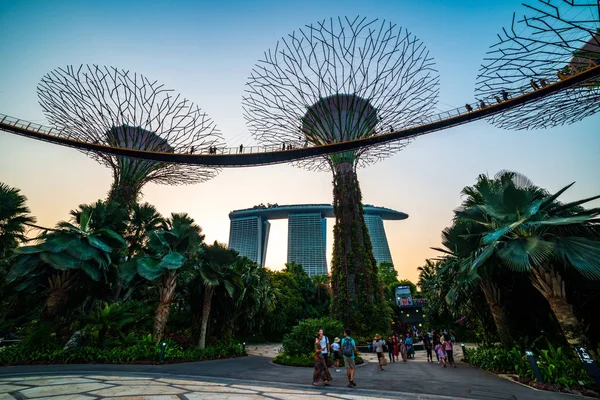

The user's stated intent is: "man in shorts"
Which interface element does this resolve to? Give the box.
[341,329,357,387]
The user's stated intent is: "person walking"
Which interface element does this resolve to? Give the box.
[373,334,386,371]
[318,329,331,367]
[431,329,440,363]
[422,331,433,362]
[387,335,396,363]
[393,335,399,361]
[313,332,332,386]
[444,333,456,368]
[341,329,357,388]
[399,335,408,362]
[332,337,342,372]
[435,335,447,367]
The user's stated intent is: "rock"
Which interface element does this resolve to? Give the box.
[63,330,89,353]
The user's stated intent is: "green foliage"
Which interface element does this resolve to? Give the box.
[465,344,594,389]
[282,317,344,356]
[0,338,244,365]
[378,262,398,286]
[0,182,36,259]
[464,346,517,372]
[264,264,327,340]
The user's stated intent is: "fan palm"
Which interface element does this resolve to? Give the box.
[7,208,125,318]
[0,183,36,259]
[135,213,204,342]
[432,217,514,347]
[459,171,600,347]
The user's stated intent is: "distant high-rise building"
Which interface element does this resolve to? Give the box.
[228,204,407,276]
[288,213,327,276]
[364,214,393,265]
[227,216,270,266]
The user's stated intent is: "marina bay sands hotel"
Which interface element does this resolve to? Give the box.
[228,204,408,276]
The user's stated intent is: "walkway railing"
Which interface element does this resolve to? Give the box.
[2,63,600,166]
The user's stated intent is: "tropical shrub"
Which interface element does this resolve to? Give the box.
[282,317,344,356]
[0,337,244,365]
[464,346,517,372]
[465,344,594,389]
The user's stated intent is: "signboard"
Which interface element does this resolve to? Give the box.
[575,346,600,390]
[395,285,413,307]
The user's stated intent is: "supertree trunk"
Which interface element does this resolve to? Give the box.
[330,163,388,334]
[107,170,144,210]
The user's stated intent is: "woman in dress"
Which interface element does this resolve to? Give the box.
[313,332,332,385]
[393,335,400,361]
[399,335,408,362]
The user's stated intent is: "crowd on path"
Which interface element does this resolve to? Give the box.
[311,327,458,388]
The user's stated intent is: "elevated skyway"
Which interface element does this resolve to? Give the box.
[229,204,408,220]
[2,64,600,168]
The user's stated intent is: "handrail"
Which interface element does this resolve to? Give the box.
[2,63,600,168]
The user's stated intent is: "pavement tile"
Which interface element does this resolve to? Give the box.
[0,375,81,382]
[230,385,316,394]
[89,385,185,396]
[39,396,96,400]
[103,380,169,385]
[86,375,153,380]
[15,377,97,386]
[0,394,16,400]
[0,385,29,394]
[112,397,180,400]
[184,395,266,400]
[20,383,112,398]
[175,385,257,394]
[157,378,224,385]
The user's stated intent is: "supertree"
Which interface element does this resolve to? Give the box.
[37,65,224,209]
[243,16,439,333]
[476,0,600,130]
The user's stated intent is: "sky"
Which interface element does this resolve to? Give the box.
[0,0,598,283]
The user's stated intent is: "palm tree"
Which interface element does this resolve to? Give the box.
[135,213,204,342]
[432,217,514,348]
[0,183,36,259]
[195,241,238,349]
[70,200,129,234]
[7,208,125,318]
[125,203,165,258]
[311,274,329,302]
[459,171,600,348]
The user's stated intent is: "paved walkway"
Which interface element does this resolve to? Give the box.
[0,346,574,400]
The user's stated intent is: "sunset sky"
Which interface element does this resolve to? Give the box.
[1,0,598,283]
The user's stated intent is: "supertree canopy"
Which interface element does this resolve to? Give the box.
[476,0,600,130]
[243,16,439,333]
[38,65,224,208]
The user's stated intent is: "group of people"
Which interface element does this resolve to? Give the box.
[312,327,458,388]
[371,333,414,369]
[313,328,358,388]
[421,328,457,368]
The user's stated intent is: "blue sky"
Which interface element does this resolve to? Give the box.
[0,0,598,282]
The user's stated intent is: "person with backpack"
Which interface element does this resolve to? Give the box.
[341,329,357,388]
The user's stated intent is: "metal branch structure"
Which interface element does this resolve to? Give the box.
[476,0,600,130]
[243,16,439,334]
[243,16,440,171]
[38,65,224,206]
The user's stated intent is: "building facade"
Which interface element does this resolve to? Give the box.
[228,204,407,276]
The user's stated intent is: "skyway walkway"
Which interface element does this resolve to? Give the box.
[2,64,600,168]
